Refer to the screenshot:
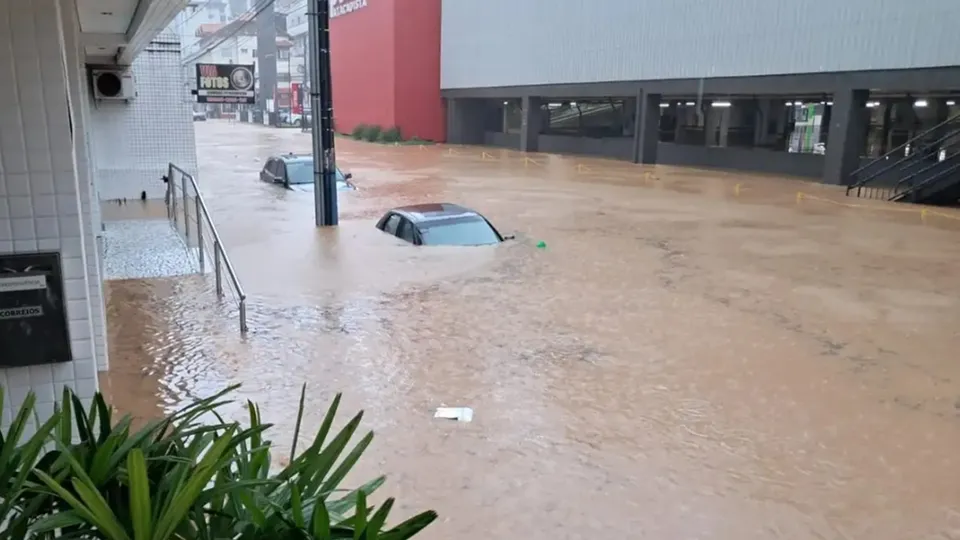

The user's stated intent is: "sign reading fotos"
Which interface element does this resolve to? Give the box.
[196,63,255,104]
[330,0,367,18]
[0,252,72,367]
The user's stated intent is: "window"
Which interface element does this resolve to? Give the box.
[240,48,249,54]
[398,220,416,244]
[207,12,214,19]
[219,49,230,58]
[278,49,290,60]
[383,215,401,235]
[252,49,256,56]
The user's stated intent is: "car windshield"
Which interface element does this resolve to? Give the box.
[418,218,501,246]
[285,161,346,185]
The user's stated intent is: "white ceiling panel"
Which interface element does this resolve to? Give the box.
[76,0,139,34]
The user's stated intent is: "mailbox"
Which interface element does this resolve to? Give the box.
[0,252,72,366]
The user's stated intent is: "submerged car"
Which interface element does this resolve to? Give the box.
[376,203,506,246]
[259,154,354,192]
[192,110,207,121]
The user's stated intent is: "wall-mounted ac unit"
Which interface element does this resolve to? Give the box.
[91,69,136,101]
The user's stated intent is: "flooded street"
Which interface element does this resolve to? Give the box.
[101,120,960,539]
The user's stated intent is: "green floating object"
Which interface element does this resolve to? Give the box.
[536,241,547,249]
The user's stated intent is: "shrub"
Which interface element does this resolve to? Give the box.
[361,124,382,142]
[2,384,437,540]
[378,126,402,143]
[351,124,367,139]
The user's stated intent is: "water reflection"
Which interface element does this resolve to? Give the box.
[101,121,960,539]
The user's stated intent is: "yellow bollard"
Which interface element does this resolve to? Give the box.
[734,183,741,196]
[921,209,929,223]
[481,152,495,160]
[796,192,804,203]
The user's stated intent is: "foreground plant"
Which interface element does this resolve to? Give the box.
[0,384,435,539]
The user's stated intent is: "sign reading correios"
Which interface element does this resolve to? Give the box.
[330,0,367,18]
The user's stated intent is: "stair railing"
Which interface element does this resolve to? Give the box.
[846,112,960,197]
[890,153,960,202]
[165,163,248,334]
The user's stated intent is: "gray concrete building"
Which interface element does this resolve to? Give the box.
[441,0,960,191]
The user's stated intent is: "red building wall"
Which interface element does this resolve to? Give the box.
[330,0,445,141]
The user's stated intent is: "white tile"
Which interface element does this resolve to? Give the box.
[6,196,33,218]
[10,217,34,239]
[33,194,57,217]
[35,216,60,239]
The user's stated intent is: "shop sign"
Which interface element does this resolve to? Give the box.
[331,0,367,18]
[196,63,256,104]
[0,252,72,366]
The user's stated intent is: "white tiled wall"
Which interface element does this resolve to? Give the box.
[91,36,199,201]
[0,0,100,429]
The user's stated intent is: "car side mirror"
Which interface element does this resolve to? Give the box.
[503,234,516,241]
[344,173,353,180]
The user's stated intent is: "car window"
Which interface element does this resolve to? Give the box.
[419,218,501,246]
[383,214,401,235]
[286,161,313,184]
[335,168,345,181]
[263,159,277,177]
[275,161,287,183]
[397,219,416,243]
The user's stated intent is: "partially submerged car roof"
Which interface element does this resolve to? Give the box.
[276,153,311,164]
[390,203,482,224]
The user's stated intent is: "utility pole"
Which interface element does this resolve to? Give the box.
[307,0,337,226]
[257,0,277,126]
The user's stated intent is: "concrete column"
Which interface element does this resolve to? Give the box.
[446,99,486,145]
[823,89,869,185]
[520,96,541,152]
[718,106,732,147]
[633,91,661,164]
[622,97,637,136]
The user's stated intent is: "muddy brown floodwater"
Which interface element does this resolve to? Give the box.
[100,120,960,539]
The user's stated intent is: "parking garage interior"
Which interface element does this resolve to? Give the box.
[450,88,960,183]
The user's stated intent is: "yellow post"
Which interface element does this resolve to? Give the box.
[921,209,929,223]
[796,192,804,203]
[734,183,741,196]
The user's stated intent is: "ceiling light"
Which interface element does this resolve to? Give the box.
[503,101,508,105]
[947,100,956,106]
[785,101,793,106]
[685,101,695,106]
[826,101,833,106]
[866,101,880,108]
[712,101,732,108]
[915,99,929,108]
[659,103,669,108]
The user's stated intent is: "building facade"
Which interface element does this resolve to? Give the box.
[0,0,196,430]
[440,0,960,184]
[326,0,445,141]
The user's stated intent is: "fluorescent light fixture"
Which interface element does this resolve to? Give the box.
[827,101,833,106]
[569,101,577,107]
[685,101,695,106]
[947,100,956,106]
[785,101,793,106]
[659,103,669,108]
[915,99,928,108]
[712,101,732,108]
[866,101,880,108]
[794,101,804,107]
[503,100,509,105]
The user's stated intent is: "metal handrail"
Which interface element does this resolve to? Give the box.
[891,156,960,202]
[848,112,960,182]
[847,127,960,195]
[165,163,248,333]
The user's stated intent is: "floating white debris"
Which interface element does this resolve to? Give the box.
[434,407,473,422]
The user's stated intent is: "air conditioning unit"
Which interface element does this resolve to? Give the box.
[91,69,136,101]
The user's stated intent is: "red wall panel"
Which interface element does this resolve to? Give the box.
[329,0,445,141]
[393,0,445,141]
[330,0,396,134]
